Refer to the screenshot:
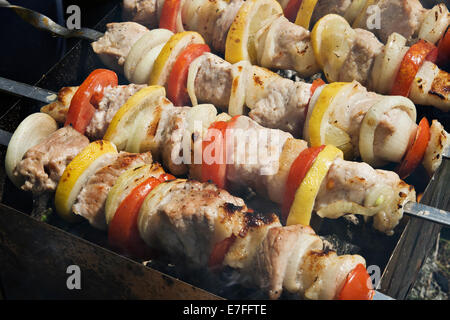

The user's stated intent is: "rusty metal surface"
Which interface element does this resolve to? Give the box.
[0,204,221,300]
[380,154,450,299]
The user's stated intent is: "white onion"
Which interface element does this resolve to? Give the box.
[359,96,416,167]
[371,33,408,94]
[410,61,449,112]
[138,179,187,246]
[258,15,280,68]
[343,0,367,25]
[229,60,252,116]
[105,164,165,225]
[131,43,165,84]
[418,4,449,45]
[124,29,174,82]
[5,113,58,188]
[187,52,211,106]
[184,104,218,165]
[374,108,417,163]
[181,0,207,31]
[423,120,450,177]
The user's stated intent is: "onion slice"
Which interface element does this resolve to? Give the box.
[5,113,58,188]
[371,33,408,94]
[423,120,450,176]
[359,96,416,167]
[343,0,367,25]
[124,29,174,82]
[418,4,449,45]
[229,60,251,116]
[187,52,211,106]
[131,43,166,84]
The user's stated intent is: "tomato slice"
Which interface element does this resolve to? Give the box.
[397,117,431,179]
[159,0,181,32]
[305,78,326,119]
[159,173,176,182]
[201,116,240,189]
[284,0,303,23]
[437,27,450,69]
[168,43,211,106]
[65,69,118,134]
[282,145,325,222]
[208,234,236,269]
[338,264,374,300]
[108,174,172,258]
[390,40,438,97]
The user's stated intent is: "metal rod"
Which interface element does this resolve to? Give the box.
[404,202,450,228]
[0,1,103,41]
[0,77,58,104]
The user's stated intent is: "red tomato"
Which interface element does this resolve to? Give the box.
[108,176,162,258]
[337,264,375,300]
[168,44,211,106]
[437,27,450,69]
[391,40,438,97]
[284,0,303,23]
[159,0,181,32]
[397,117,431,179]
[201,116,240,189]
[159,173,176,182]
[305,78,326,119]
[65,69,118,134]
[281,145,325,222]
[208,235,236,269]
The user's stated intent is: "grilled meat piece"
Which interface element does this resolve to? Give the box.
[73,152,153,229]
[40,86,78,124]
[86,84,147,140]
[123,0,161,28]
[92,22,149,72]
[194,53,233,110]
[338,29,383,86]
[255,15,320,77]
[137,179,367,299]
[310,0,352,26]
[13,127,89,194]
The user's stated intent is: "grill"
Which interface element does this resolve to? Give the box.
[0,2,448,300]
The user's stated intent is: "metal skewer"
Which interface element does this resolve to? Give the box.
[0,0,104,41]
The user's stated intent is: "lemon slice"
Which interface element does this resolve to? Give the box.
[311,14,355,77]
[149,31,205,87]
[55,140,117,222]
[287,145,343,226]
[294,0,318,29]
[305,82,351,147]
[225,0,282,64]
[320,16,355,82]
[104,85,167,150]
